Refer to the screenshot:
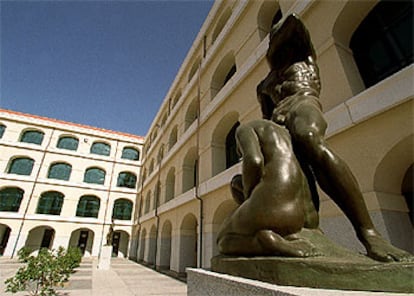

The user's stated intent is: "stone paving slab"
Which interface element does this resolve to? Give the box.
[1,257,186,296]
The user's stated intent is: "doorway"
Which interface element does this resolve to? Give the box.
[112,231,121,257]
[0,226,11,255]
[40,229,54,249]
[77,230,89,254]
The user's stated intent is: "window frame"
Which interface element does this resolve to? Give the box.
[47,162,72,181]
[83,167,106,185]
[7,157,35,176]
[350,0,413,88]
[0,124,6,139]
[56,136,79,151]
[76,195,100,218]
[116,171,137,189]
[90,141,111,156]
[112,198,133,220]
[121,147,140,161]
[19,129,44,145]
[0,187,24,212]
[36,191,64,215]
[225,122,240,169]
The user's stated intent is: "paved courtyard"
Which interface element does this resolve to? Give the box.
[0,257,186,296]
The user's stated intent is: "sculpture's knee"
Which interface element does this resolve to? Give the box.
[294,130,325,158]
[231,174,244,205]
[244,154,263,171]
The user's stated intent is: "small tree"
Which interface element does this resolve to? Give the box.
[5,247,82,296]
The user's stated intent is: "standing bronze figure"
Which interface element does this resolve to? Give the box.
[218,14,412,262]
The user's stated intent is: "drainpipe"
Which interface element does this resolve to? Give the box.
[98,140,119,258]
[195,60,203,268]
[153,125,162,269]
[12,128,55,258]
[134,159,145,262]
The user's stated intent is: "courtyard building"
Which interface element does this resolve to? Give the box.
[0,109,144,258]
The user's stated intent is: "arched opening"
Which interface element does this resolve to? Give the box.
[121,147,140,161]
[161,113,168,127]
[172,90,182,109]
[112,198,133,221]
[144,191,152,214]
[154,182,161,210]
[165,167,176,202]
[257,1,282,40]
[117,171,137,189]
[178,213,197,274]
[148,159,155,175]
[212,7,232,44]
[159,220,172,270]
[90,141,111,156]
[184,98,198,131]
[168,126,178,151]
[47,162,72,181]
[76,195,100,218]
[401,164,413,224]
[25,226,55,252]
[138,228,146,262]
[225,122,240,169]
[0,186,24,212]
[19,129,44,145]
[36,191,64,215]
[188,57,201,82]
[129,228,140,261]
[0,224,12,256]
[7,157,34,176]
[0,124,6,139]
[373,135,413,252]
[57,135,79,151]
[182,147,198,193]
[68,228,94,256]
[211,200,238,257]
[211,112,239,176]
[84,167,106,185]
[111,230,129,258]
[210,52,236,99]
[350,0,413,89]
[147,225,157,265]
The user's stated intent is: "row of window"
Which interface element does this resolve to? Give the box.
[6,157,137,188]
[0,187,133,220]
[143,121,239,181]
[140,122,239,215]
[143,1,281,154]
[144,0,412,162]
[0,126,140,161]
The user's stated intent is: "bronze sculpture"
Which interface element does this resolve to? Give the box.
[217,14,412,262]
[106,219,114,246]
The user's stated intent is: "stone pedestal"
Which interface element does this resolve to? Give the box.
[98,245,112,270]
[187,268,412,296]
[211,229,414,293]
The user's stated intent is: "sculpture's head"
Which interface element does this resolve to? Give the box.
[267,14,316,73]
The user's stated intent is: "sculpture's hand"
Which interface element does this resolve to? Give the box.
[271,110,285,125]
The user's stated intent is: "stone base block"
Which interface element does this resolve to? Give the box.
[211,229,413,293]
[97,245,112,270]
[187,268,411,296]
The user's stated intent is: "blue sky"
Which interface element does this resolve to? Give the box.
[0,0,213,136]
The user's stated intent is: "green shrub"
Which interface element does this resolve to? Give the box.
[4,246,82,296]
[16,246,32,263]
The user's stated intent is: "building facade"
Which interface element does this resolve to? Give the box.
[0,109,144,258]
[132,0,413,277]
